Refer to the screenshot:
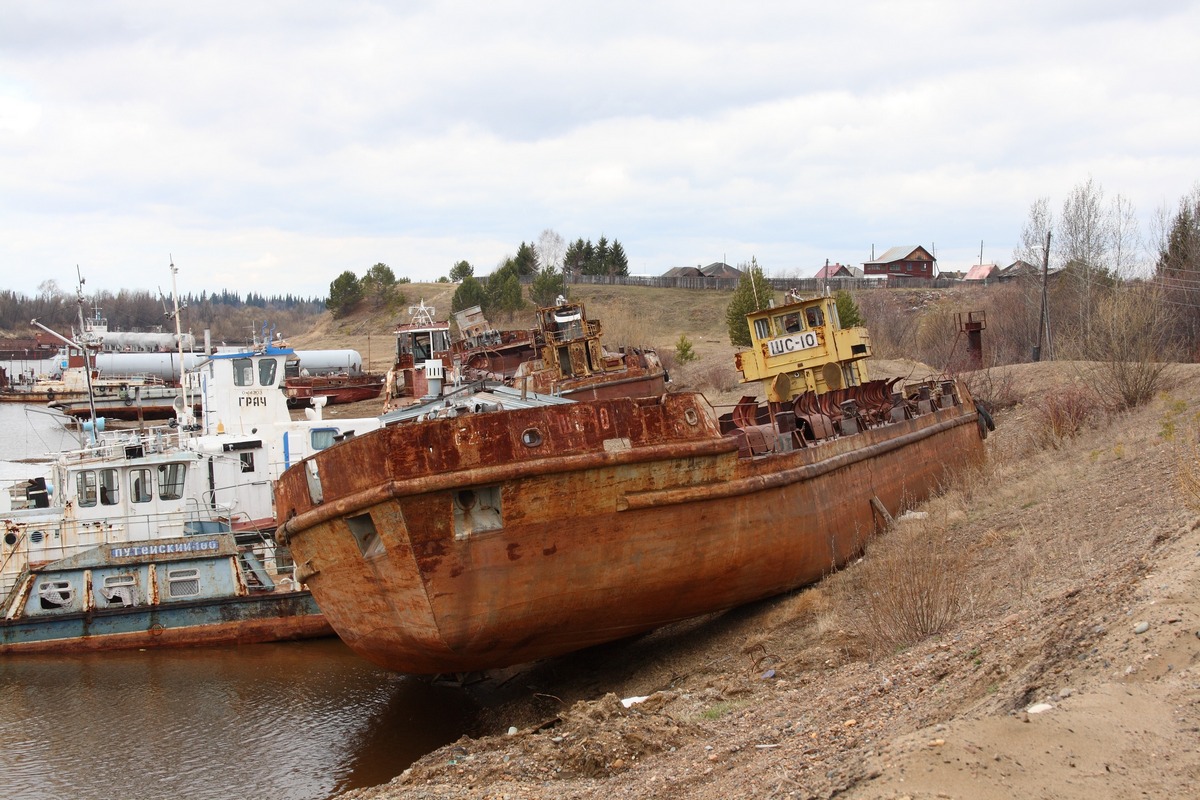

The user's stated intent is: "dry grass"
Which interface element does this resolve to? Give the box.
[825,515,973,656]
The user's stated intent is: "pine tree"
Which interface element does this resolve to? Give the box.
[724,258,773,346]
[608,241,630,276]
[530,266,567,308]
[834,290,863,328]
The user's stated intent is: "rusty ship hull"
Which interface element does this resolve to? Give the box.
[276,387,987,675]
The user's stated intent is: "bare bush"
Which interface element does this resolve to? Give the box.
[980,280,1043,365]
[915,311,960,373]
[963,367,1022,411]
[857,289,917,358]
[1060,283,1181,411]
[688,362,740,394]
[1029,384,1103,448]
[830,517,972,655]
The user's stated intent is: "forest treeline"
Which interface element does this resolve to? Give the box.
[0,286,326,343]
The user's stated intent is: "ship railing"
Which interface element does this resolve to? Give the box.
[714,378,962,459]
[540,320,599,344]
[65,428,187,462]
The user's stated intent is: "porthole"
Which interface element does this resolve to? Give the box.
[4,532,16,546]
[520,428,544,447]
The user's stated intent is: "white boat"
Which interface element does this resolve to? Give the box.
[0,337,384,654]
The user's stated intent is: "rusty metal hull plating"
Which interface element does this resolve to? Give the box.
[275,390,986,674]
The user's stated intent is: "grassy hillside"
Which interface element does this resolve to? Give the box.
[285,282,735,373]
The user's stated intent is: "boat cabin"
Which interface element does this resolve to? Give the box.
[389,300,452,401]
[734,293,872,403]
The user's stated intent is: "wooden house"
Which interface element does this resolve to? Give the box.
[863,246,937,280]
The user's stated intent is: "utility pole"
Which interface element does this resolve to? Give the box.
[1034,231,1052,361]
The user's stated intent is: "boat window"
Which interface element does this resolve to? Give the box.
[829,302,842,330]
[753,318,771,341]
[168,568,200,598]
[232,357,255,387]
[101,574,136,607]
[38,580,75,609]
[99,468,119,505]
[130,468,152,503]
[157,463,186,500]
[258,357,278,387]
[412,334,432,362]
[77,471,98,507]
[778,313,802,334]
[240,452,255,473]
[805,306,825,328]
[310,428,339,450]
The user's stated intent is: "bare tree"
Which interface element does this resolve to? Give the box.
[1014,196,1054,268]
[1057,176,1114,339]
[1012,197,1055,357]
[1110,193,1143,281]
[536,229,566,273]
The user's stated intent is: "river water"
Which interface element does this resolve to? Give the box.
[0,394,479,800]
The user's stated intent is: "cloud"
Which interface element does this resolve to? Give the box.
[2,1,1199,297]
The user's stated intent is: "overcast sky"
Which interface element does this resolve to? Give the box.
[2,1,1198,299]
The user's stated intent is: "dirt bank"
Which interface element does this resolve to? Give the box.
[336,362,1200,800]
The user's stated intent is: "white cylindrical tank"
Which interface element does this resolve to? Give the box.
[100,331,197,352]
[293,350,363,374]
[92,352,206,381]
[91,348,363,380]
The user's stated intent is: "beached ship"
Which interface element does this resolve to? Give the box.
[273,292,990,674]
[384,300,453,408]
[1,334,385,654]
[453,298,666,401]
[284,371,385,409]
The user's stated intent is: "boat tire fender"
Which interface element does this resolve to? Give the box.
[46,388,54,401]
[976,402,995,438]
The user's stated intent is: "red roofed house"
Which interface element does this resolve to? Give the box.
[963,263,999,282]
[863,246,937,281]
[812,262,862,280]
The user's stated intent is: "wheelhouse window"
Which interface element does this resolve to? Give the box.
[99,468,119,505]
[130,468,152,503]
[157,463,186,500]
[167,568,200,598]
[232,357,255,387]
[77,471,98,507]
[777,313,802,334]
[753,318,771,341]
[258,357,278,386]
[239,452,255,473]
[412,333,433,362]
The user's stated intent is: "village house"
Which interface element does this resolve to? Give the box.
[862,246,937,281]
[811,262,863,280]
